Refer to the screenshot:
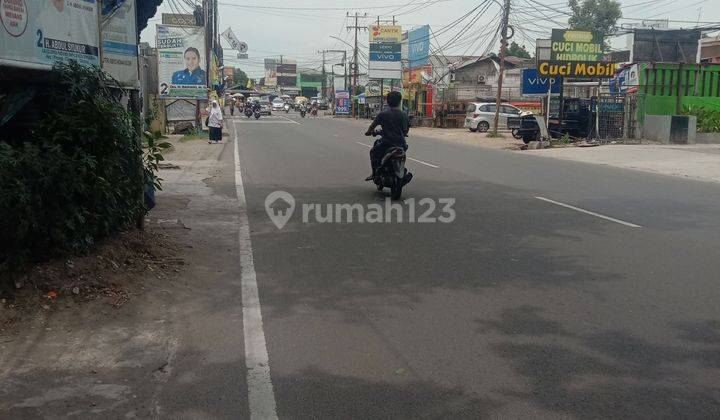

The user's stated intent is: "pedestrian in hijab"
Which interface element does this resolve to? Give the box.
[207,100,223,144]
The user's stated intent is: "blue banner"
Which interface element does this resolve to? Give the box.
[369,52,401,62]
[407,25,430,68]
[521,69,562,95]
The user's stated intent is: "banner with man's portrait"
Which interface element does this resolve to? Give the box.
[156,24,207,99]
[0,0,100,69]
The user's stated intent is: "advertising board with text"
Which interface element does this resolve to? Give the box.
[1,0,100,69]
[369,25,402,43]
[407,25,430,68]
[335,90,350,115]
[156,24,207,99]
[521,68,562,95]
[550,29,604,62]
[102,0,139,88]
[537,61,617,78]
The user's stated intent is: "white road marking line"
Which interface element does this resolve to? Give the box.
[355,142,439,169]
[232,120,279,420]
[535,196,642,228]
[408,157,439,169]
[275,114,301,125]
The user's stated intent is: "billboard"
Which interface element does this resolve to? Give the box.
[264,58,277,87]
[156,24,207,99]
[521,69,562,95]
[550,29,604,62]
[630,28,701,63]
[407,25,430,68]
[369,25,402,80]
[369,25,402,43]
[335,90,350,115]
[101,0,139,88]
[0,0,100,69]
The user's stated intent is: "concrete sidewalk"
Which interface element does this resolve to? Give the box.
[528,144,720,184]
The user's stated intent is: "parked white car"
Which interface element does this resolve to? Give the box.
[465,102,523,132]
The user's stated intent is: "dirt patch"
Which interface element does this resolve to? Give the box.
[0,225,185,334]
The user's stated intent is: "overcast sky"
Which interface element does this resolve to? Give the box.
[140,0,720,79]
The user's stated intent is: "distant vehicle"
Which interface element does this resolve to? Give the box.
[259,101,272,115]
[310,96,328,110]
[464,102,522,132]
[272,98,285,111]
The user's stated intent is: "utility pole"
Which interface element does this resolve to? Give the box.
[347,12,367,118]
[492,0,511,135]
[319,50,326,99]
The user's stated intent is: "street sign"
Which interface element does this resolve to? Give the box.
[521,69,562,95]
[162,13,197,26]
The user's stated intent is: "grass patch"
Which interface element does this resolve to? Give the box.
[179,131,207,142]
[486,131,505,138]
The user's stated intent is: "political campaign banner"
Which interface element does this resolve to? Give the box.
[157,24,207,99]
[335,90,350,115]
[101,0,139,88]
[407,25,430,68]
[0,0,100,69]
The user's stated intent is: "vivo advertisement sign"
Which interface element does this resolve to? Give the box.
[407,25,430,68]
[521,69,562,95]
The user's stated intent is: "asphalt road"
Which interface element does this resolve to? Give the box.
[231,112,720,418]
[2,111,719,419]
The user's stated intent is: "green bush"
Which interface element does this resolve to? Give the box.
[0,62,148,276]
[682,106,720,133]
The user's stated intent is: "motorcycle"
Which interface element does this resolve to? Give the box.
[244,107,253,118]
[367,131,410,200]
[254,109,261,119]
[284,103,290,113]
[299,106,306,118]
[311,107,318,117]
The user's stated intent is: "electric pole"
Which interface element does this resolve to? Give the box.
[347,12,367,118]
[318,50,326,99]
[492,0,511,135]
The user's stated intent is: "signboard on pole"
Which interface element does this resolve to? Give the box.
[0,0,100,70]
[335,90,350,114]
[102,0,139,88]
[407,25,430,68]
[521,69,562,95]
[368,25,402,80]
[550,29,604,62]
[156,24,207,99]
[537,29,616,78]
[369,25,402,43]
[264,58,277,87]
[161,13,197,26]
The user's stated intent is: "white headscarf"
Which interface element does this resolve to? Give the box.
[208,100,222,127]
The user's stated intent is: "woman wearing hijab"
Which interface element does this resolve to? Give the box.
[207,100,223,144]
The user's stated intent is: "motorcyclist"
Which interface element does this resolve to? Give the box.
[364,91,411,184]
[251,99,262,112]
